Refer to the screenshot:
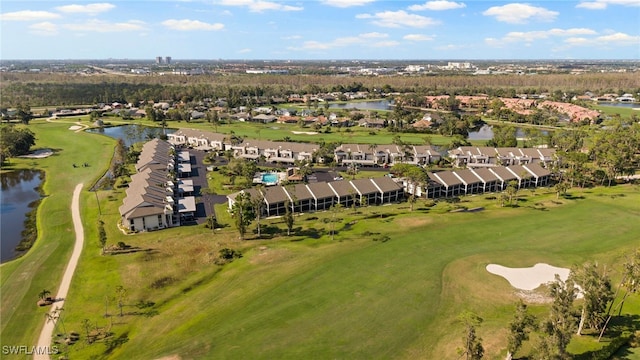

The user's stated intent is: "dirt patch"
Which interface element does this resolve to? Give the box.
[154,355,182,360]
[514,289,552,304]
[394,216,433,228]
[291,131,318,135]
[249,247,292,265]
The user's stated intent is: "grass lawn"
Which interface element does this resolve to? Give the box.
[0,118,115,350]
[2,116,639,360]
[50,182,640,359]
[593,104,640,120]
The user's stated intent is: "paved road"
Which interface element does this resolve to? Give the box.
[189,150,227,224]
[35,183,84,360]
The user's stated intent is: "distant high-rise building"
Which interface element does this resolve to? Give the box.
[165,56,172,65]
[156,56,163,64]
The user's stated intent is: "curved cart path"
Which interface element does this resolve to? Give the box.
[34,183,84,359]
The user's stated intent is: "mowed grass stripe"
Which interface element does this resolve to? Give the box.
[0,119,114,351]
[113,188,640,359]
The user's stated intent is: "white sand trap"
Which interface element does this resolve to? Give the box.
[486,263,571,291]
[69,125,82,130]
[291,131,318,135]
[18,148,53,158]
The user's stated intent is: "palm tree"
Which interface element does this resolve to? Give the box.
[368,143,378,164]
[39,289,51,301]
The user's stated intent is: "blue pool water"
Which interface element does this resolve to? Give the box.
[262,173,278,183]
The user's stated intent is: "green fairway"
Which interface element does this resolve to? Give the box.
[149,118,455,146]
[2,117,639,360]
[58,185,640,359]
[0,118,115,351]
[593,104,640,120]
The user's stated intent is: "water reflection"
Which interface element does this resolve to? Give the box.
[1,169,44,263]
[86,124,175,147]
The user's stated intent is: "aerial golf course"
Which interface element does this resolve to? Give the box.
[1,117,639,359]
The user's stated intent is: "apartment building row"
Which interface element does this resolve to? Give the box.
[448,146,556,168]
[119,139,196,232]
[228,176,405,217]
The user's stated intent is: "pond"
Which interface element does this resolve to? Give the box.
[597,102,640,109]
[1,169,44,263]
[86,124,176,147]
[328,100,392,111]
[468,125,541,141]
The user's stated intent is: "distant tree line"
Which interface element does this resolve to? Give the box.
[1,72,638,108]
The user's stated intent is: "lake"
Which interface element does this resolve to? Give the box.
[468,125,538,141]
[1,169,44,263]
[86,124,176,147]
[328,100,392,111]
[597,102,640,109]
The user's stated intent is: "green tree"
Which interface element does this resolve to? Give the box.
[487,125,517,147]
[98,220,107,253]
[458,311,484,360]
[506,300,536,360]
[38,289,51,300]
[230,192,255,240]
[284,200,294,236]
[251,185,265,238]
[16,103,32,124]
[329,203,343,241]
[599,249,640,341]
[541,276,578,359]
[505,180,519,206]
[392,163,426,211]
[590,121,639,186]
[145,105,156,122]
[115,286,127,317]
[0,125,36,164]
[569,262,612,336]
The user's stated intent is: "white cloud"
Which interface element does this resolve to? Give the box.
[291,32,393,51]
[55,3,115,14]
[564,37,591,45]
[238,48,252,53]
[408,1,466,11]
[359,32,389,38]
[162,19,224,31]
[62,19,147,32]
[356,10,439,28]
[321,0,376,7]
[29,22,58,36]
[436,44,463,50]
[371,40,400,47]
[577,0,640,9]
[282,35,302,40]
[596,32,640,44]
[403,34,435,41]
[218,0,303,12]
[558,32,640,50]
[0,10,60,21]
[482,3,558,24]
[485,28,597,45]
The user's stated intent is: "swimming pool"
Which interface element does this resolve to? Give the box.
[262,173,278,184]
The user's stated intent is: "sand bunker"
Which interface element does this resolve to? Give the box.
[18,148,53,159]
[291,131,318,135]
[69,125,82,130]
[486,263,571,291]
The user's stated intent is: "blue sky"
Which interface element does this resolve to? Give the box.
[1,0,639,60]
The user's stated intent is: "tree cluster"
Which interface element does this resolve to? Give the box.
[503,254,640,360]
[1,125,36,165]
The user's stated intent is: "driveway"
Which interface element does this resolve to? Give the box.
[187,150,228,224]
